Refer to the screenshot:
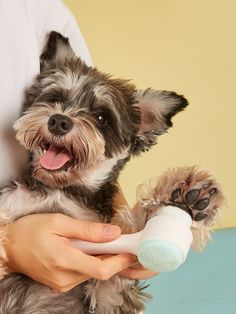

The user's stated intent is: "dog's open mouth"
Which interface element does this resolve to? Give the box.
[39,144,73,171]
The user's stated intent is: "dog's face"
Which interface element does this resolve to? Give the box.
[14,32,188,190]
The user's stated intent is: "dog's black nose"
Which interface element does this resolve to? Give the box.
[48,114,73,136]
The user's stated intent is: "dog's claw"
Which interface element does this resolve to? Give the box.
[210,188,217,195]
[171,188,181,201]
[203,181,212,189]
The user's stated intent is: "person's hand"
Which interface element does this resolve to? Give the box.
[113,184,159,281]
[119,262,159,280]
[3,213,137,292]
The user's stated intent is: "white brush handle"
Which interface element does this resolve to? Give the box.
[70,206,193,258]
[70,231,143,255]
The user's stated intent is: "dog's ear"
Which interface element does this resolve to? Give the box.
[131,88,189,154]
[40,31,76,71]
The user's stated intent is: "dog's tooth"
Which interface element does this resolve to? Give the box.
[43,149,46,153]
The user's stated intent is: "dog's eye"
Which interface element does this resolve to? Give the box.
[94,110,108,126]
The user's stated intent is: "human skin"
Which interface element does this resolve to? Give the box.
[4,213,137,292]
[3,186,157,292]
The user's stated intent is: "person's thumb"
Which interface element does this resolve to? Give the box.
[54,215,121,242]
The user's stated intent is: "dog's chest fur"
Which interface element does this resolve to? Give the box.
[0,178,116,223]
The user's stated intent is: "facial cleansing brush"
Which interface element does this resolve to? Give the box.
[70,206,193,272]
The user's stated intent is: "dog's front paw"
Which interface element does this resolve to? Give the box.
[170,181,219,221]
[134,166,225,251]
[160,167,225,224]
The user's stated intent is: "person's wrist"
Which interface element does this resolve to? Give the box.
[2,223,15,271]
[0,223,10,277]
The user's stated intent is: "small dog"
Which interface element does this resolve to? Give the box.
[0,32,224,314]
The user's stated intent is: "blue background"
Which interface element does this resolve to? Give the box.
[145,228,236,314]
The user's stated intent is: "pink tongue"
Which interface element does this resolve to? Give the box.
[40,145,71,170]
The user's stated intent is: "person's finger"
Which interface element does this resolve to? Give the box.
[125,262,143,270]
[52,253,136,293]
[119,267,158,280]
[61,244,137,280]
[50,214,121,242]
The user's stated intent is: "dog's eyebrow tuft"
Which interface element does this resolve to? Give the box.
[36,87,69,104]
[92,84,123,123]
[93,85,113,104]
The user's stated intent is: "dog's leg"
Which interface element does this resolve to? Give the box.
[104,166,225,313]
[130,166,225,251]
[84,276,149,314]
[114,167,225,251]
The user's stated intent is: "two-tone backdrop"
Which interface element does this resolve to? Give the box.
[64,1,236,313]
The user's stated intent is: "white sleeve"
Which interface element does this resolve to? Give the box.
[28,0,93,66]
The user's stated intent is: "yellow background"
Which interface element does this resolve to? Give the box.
[64,0,235,228]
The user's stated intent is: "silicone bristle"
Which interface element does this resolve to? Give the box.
[138,239,185,272]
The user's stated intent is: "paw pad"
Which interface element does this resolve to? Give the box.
[170,182,219,221]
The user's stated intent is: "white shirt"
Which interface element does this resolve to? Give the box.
[0,0,92,185]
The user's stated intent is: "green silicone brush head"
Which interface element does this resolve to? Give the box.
[137,239,185,272]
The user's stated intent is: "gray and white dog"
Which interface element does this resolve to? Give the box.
[0,32,224,314]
